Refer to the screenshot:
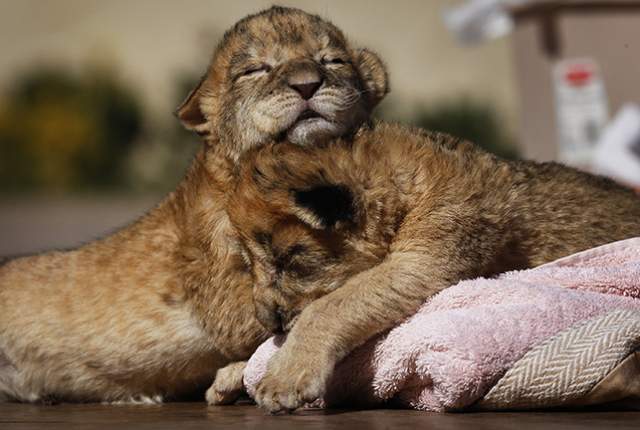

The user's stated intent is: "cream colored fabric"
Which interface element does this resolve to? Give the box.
[478,309,640,410]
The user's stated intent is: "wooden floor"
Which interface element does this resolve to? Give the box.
[1,403,640,430]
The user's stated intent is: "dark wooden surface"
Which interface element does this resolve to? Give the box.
[1,403,639,430]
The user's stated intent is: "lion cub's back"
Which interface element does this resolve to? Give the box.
[357,124,640,268]
[507,159,640,266]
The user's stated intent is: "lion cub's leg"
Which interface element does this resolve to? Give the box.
[253,252,446,412]
[253,216,497,412]
[206,361,247,405]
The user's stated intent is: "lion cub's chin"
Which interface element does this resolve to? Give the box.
[286,118,344,146]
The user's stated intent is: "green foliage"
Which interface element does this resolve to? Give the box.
[0,66,143,192]
[379,99,519,160]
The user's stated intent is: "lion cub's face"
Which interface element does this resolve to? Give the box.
[228,145,391,334]
[177,6,388,159]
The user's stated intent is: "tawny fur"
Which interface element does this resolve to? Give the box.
[177,7,388,158]
[0,6,388,403]
[228,123,640,413]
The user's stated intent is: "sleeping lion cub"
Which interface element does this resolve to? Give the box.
[229,123,640,413]
[0,6,387,403]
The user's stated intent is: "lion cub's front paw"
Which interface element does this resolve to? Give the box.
[254,349,332,413]
[206,361,247,406]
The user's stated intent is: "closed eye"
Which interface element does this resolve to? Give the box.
[274,244,315,278]
[237,64,272,80]
[321,56,347,66]
[274,244,306,269]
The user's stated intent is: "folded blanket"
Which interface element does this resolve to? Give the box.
[244,238,640,411]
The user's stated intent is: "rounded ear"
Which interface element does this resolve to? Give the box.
[175,75,210,135]
[355,48,390,107]
[292,185,357,230]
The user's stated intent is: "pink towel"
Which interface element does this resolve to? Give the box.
[244,238,640,411]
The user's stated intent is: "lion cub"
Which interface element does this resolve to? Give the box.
[229,123,640,413]
[0,6,388,404]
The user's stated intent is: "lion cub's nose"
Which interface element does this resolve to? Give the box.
[290,80,322,100]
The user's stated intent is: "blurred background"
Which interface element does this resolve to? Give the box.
[1,0,639,257]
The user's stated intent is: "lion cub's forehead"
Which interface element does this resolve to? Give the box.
[271,221,312,247]
[224,9,348,63]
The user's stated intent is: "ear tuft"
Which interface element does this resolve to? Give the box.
[356,49,389,107]
[175,76,209,134]
[293,185,355,229]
